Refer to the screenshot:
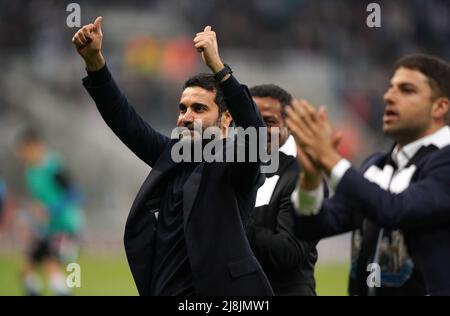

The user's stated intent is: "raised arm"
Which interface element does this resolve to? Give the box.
[193,26,264,129]
[194,26,265,190]
[72,17,169,167]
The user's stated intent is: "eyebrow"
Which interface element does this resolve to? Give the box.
[192,102,209,108]
[390,82,418,89]
[262,114,279,123]
[399,82,418,90]
[179,102,210,110]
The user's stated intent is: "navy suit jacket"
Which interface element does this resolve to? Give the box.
[83,65,274,296]
[294,145,450,295]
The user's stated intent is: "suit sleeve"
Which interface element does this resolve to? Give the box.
[247,179,317,270]
[293,193,357,241]
[82,65,170,167]
[292,153,383,241]
[220,75,265,129]
[335,147,450,230]
[220,75,266,190]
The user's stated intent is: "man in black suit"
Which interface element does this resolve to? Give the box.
[246,85,317,295]
[286,54,450,295]
[72,17,273,296]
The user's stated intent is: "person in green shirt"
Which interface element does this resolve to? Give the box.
[17,129,84,295]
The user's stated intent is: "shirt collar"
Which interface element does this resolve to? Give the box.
[279,135,297,157]
[391,126,450,169]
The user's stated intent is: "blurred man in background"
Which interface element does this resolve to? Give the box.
[246,84,317,295]
[17,129,84,295]
[287,54,450,295]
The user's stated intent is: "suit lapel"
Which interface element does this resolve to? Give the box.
[181,138,229,226]
[128,140,178,222]
[268,152,297,204]
[182,163,204,227]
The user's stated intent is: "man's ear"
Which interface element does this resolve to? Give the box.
[221,110,233,128]
[432,97,450,123]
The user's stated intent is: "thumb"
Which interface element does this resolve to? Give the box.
[94,16,103,33]
[204,25,212,32]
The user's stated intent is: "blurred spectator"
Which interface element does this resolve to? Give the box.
[16,129,84,295]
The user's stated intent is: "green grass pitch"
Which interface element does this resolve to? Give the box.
[0,251,349,296]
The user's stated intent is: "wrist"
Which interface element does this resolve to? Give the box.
[319,149,342,175]
[300,171,321,191]
[209,61,225,74]
[213,63,232,83]
[85,52,105,72]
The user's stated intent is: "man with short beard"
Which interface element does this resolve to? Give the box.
[72,17,273,296]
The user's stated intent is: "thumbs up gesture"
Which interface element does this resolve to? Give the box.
[72,16,105,71]
[193,26,224,74]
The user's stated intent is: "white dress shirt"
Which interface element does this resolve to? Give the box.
[255,135,296,207]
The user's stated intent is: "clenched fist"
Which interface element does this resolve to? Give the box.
[72,16,105,71]
[193,26,225,75]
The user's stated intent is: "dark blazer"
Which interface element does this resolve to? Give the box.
[294,144,450,295]
[247,151,317,295]
[83,65,274,296]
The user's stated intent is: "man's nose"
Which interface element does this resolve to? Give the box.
[383,88,395,105]
[182,109,195,124]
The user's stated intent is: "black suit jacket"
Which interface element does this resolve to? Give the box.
[294,145,450,295]
[83,65,274,296]
[247,151,317,295]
